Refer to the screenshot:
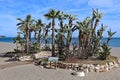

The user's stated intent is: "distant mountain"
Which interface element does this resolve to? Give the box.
[0,36,6,38]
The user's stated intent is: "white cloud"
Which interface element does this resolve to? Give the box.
[35,7,51,14]
[88,0,114,8]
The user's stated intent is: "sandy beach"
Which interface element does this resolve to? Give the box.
[0,42,120,80]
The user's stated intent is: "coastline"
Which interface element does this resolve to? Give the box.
[0,42,120,57]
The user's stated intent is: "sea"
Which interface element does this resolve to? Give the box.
[0,37,120,47]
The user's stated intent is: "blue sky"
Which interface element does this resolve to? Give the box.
[0,0,120,37]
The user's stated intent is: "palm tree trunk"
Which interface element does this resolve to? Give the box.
[78,31,82,58]
[52,18,55,56]
[34,31,37,41]
[29,30,31,42]
[26,26,29,54]
[38,30,41,43]
[93,20,99,35]
[38,30,41,50]
[107,38,110,45]
[91,19,99,44]
[66,31,71,50]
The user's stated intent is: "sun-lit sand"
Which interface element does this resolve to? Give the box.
[0,42,120,80]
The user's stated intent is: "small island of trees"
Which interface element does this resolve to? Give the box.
[14,8,116,62]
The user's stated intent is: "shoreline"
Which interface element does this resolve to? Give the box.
[0,42,120,57]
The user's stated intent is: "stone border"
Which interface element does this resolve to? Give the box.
[55,60,119,73]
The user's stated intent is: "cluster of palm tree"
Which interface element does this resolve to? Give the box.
[14,9,116,60]
[14,15,46,54]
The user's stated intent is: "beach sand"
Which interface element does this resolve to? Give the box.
[0,42,16,53]
[0,42,120,80]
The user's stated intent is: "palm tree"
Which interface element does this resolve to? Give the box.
[76,17,91,58]
[57,11,66,55]
[44,9,60,56]
[91,9,104,42]
[29,19,44,52]
[17,14,33,54]
[107,29,116,45]
[43,22,51,46]
[64,14,76,50]
[36,19,45,44]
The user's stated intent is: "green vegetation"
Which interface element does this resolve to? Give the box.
[14,9,116,60]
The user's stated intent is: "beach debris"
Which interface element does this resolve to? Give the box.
[71,71,85,77]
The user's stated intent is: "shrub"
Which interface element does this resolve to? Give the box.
[99,43,111,60]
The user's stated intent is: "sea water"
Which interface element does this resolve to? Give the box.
[0,37,120,47]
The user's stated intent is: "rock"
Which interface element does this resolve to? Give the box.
[99,65,107,72]
[86,64,90,68]
[80,67,84,70]
[90,64,94,69]
[95,65,100,72]
[84,68,89,73]
[113,61,119,68]
[108,62,114,69]
[89,64,95,72]
[39,66,44,68]
[74,63,79,67]
[34,51,52,59]
[95,66,100,72]
[109,62,114,66]
[114,63,119,68]
[105,63,109,67]
[69,69,73,71]
[19,56,32,61]
[100,65,105,69]
[82,64,87,68]
[118,59,120,64]
[105,63,109,71]
[73,63,79,71]
[105,67,109,71]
